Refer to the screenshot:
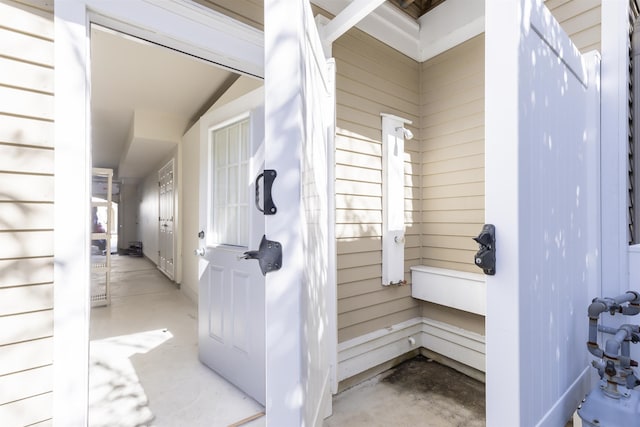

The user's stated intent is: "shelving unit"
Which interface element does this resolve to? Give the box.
[91,168,113,307]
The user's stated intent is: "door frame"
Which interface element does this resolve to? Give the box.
[54,1,263,425]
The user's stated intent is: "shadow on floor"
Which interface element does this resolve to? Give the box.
[325,355,485,427]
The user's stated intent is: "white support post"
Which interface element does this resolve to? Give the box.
[264,0,304,424]
[601,0,631,294]
[54,2,91,425]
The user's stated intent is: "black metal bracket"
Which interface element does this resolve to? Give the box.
[473,224,496,275]
[256,170,277,215]
[241,235,282,276]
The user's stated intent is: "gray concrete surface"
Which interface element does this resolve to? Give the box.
[325,356,486,427]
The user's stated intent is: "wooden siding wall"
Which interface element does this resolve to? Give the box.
[418,1,601,335]
[546,0,601,53]
[196,0,263,30]
[333,28,421,343]
[419,35,485,274]
[418,0,602,273]
[0,0,55,425]
[418,35,486,333]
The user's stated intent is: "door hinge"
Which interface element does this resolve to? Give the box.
[240,235,282,276]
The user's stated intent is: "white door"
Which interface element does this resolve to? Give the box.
[485,1,600,425]
[158,160,174,279]
[264,0,335,424]
[197,88,265,405]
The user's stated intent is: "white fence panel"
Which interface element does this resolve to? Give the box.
[486,1,601,426]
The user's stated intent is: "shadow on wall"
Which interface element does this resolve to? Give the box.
[0,194,55,344]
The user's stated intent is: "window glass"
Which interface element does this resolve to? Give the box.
[210,118,250,246]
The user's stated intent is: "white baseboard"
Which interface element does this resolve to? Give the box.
[337,317,486,384]
[337,318,423,382]
[533,366,591,427]
[181,283,198,305]
[420,318,485,372]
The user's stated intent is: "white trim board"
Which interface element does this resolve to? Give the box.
[411,265,486,316]
[312,0,484,62]
[337,317,486,384]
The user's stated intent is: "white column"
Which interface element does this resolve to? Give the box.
[484,0,522,425]
[264,0,303,424]
[601,0,631,294]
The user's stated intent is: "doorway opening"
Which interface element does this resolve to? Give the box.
[88,23,265,425]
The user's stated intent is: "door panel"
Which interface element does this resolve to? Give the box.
[485,1,600,425]
[197,88,265,406]
[299,2,335,423]
[263,1,336,423]
[158,160,174,279]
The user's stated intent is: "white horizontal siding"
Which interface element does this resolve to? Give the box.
[0,1,54,425]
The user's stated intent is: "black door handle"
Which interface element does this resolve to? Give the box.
[255,170,277,215]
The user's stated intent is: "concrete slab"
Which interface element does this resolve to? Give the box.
[325,355,485,427]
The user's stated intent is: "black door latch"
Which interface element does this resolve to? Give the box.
[473,224,495,275]
[241,235,282,276]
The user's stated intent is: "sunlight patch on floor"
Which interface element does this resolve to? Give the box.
[89,329,173,427]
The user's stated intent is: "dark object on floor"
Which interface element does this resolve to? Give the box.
[128,241,143,257]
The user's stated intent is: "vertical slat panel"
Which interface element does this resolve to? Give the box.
[485,1,600,424]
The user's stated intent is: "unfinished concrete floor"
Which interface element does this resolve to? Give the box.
[325,356,485,427]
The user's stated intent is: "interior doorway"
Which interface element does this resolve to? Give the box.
[87,23,265,425]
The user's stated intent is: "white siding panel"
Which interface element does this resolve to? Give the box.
[0,57,53,93]
[0,0,54,38]
[0,86,54,120]
[0,392,52,427]
[0,231,54,259]
[0,365,52,405]
[0,310,53,346]
[0,173,54,202]
[0,28,53,66]
[0,145,54,174]
[0,257,53,288]
[0,283,53,316]
[0,203,53,231]
[0,115,53,148]
[0,337,52,377]
[0,0,54,422]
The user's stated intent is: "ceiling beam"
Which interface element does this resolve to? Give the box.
[322,0,387,44]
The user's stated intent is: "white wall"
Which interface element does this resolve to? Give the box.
[180,123,200,301]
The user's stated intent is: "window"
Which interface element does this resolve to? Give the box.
[210,118,250,247]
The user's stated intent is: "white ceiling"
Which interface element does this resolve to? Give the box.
[90,25,243,180]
